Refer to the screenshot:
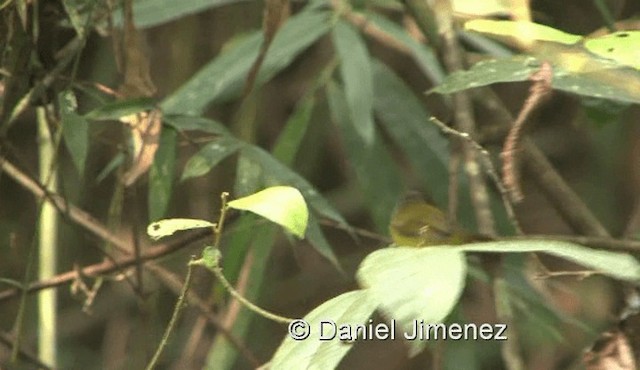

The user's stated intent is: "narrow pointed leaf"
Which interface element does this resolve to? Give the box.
[147,218,214,240]
[59,90,89,177]
[332,20,375,145]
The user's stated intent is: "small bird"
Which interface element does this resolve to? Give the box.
[389,192,474,247]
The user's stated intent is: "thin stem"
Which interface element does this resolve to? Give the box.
[429,117,522,234]
[213,192,230,249]
[145,256,197,370]
[197,255,293,325]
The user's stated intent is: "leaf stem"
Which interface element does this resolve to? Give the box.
[145,256,197,370]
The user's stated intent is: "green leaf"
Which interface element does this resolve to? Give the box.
[241,145,348,228]
[332,20,375,145]
[95,152,125,183]
[306,214,341,269]
[584,31,640,70]
[364,12,445,84]
[432,56,640,104]
[372,61,450,206]
[270,290,377,370]
[147,218,214,240]
[227,186,308,238]
[357,247,467,350]
[181,137,242,181]
[458,240,640,282]
[162,8,331,115]
[431,56,541,94]
[327,81,402,231]
[271,96,315,166]
[161,33,262,115]
[59,90,89,177]
[164,115,231,135]
[113,0,249,29]
[149,128,177,221]
[84,97,156,120]
[464,19,582,46]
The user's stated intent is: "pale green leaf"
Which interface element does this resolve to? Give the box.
[584,31,640,70]
[357,247,467,343]
[147,218,214,240]
[59,90,89,177]
[241,145,348,228]
[458,240,640,282]
[270,290,377,370]
[464,19,582,46]
[228,186,308,238]
[332,20,375,145]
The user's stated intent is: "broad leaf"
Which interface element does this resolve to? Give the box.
[332,20,375,145]
[270,290,377,370]
[357,247,467,354]
[585,31,640,70]
[459,240,640,282]
[227,186,308,238]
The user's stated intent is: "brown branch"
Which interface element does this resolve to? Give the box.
[502,62,553,202]
[429,117,522,234]
[0,157,262,367]
[472,88,610,237]
[435,0,495,236]
[0,229,207,303]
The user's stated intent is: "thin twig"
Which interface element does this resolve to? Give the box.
[145,256,197,370]
[502,62,553,202]
[0,157,261,366]
[194,251,294,325]
[472,87,610,237]
[429,117,522,234]
[436,0,495,236]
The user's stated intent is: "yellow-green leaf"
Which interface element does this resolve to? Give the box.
[227,186,308,238]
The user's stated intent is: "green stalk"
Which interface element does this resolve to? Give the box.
[37,107,58,367]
